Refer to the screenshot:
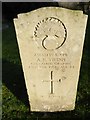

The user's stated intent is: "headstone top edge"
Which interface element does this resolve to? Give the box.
[16,6,85,19]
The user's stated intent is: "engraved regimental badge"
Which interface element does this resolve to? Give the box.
[34,17,67,50]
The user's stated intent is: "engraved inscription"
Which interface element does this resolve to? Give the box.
[29,53,74,71]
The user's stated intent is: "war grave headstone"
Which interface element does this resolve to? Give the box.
[14,7,88,112]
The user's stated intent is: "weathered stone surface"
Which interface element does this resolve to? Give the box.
[14,7,88,112]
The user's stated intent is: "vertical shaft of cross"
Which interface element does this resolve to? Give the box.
[51,71,53,94]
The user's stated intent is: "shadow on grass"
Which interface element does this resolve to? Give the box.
[28,110,90,120]
[2,59,30,107]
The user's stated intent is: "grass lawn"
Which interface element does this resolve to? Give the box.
[2,13,90,120]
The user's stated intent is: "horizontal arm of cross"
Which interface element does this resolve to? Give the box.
[42,80,61,82]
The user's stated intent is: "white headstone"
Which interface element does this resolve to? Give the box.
[14,7,88,112]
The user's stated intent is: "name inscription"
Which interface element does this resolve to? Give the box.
[29,53,74,71]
